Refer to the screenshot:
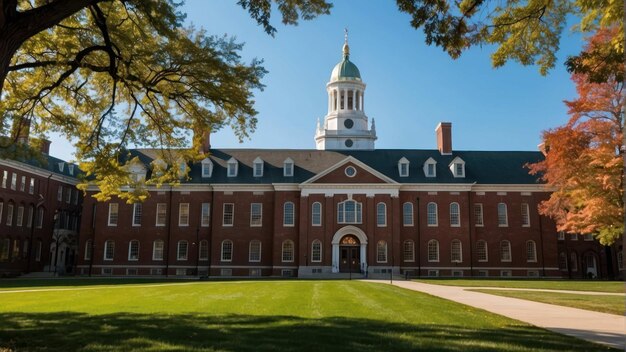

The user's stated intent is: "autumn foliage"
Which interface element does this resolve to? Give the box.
[528,30,624,245]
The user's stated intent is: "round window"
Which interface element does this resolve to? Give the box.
[344,119,354,129]
[345,139,354,148]
[345,166,357,177]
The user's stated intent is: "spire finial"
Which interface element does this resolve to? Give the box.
[342,28,350,58]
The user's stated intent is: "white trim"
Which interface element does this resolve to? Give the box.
[300,184,400,197]
[0,159,78,185]
[301,156,399,185]
[211,265,273,269]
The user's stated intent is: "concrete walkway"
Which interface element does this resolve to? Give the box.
[369,280,626,350]
[460,286,625,296]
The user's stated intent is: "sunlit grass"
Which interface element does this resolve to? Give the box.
[0,280,616,351]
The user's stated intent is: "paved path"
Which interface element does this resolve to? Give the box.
[460,286,625,296]
[367,280,626,350]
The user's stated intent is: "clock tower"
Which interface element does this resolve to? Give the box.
[315,32,377,150]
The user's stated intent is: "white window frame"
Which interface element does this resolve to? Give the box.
[10,173,16,190]
[337,199,362,224]
[84,240,93,260]
[178,203,190,227]
[423,157,437,177]
[474,203,484,227]
[497,203,508,227]
[311,202,322,226]
[449,202,460,227]
[557,231,565,240]
[311,240,322,262]
[253,157,264,177]
[177,240,188,261]
[451,239,462,263]
[36,207,43,228]
[403,240,415,262]
[132,203,142,227]
[521,203,530,227]
[199,240,209,261]
[16,206,24,227]
[283,158,294,177]
[104,240,115,261]
[449,157,465,178]
[476,240,488,262]
[428,240,439,262]
[1,170,6,188]
[282,240,294,262]
[108,203,119,226]
[283,201,295,227]
[250,203,263,227]
[201,203,210,227]
[19,175,25,192]
[398,157,410,177]
[128,240,140,261]
[526,240,537,262]
[227,157,238,177]
[156,203,167,226]
[376,240,388,263]
[201,158,213,178]
[500,240,512,262]
[28,178,35,194]
[402,202,414,226]
[426,202,438,226]
[583,234,594,241]
[249,240,261,262]
[376,202,387,227]
[152,240,164,261]
[57,185,63,201]
[5,204,13,226]
[221,240,233,262]
[223,203,234,226]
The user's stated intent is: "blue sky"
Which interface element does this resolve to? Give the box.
[52,1,584,160]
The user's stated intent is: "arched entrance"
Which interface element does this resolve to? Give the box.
[331,226,368,273]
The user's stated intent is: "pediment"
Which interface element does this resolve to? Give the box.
[302,156,397,185]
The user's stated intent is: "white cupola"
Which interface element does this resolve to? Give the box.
[315,30,376,150]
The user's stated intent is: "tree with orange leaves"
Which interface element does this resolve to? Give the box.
[528,29,624,245]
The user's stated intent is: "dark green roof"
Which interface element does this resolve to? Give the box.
[331,56,361,81]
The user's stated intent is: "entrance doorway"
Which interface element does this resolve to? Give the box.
[339,235,360,273]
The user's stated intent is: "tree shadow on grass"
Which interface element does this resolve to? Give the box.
[0,312,615,352]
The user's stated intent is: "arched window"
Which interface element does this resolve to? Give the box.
[403,202,413,226]
[427,202,438,226]
[376,202,387,227]
[526,240,537,262]
[249,240,261,262]
[451,240,462,263]
[128,240,140,261]
[104,240,115,260]
[476,240,488,262]
[311,202,322,226]
[559,252,568,271]
[570,252,578,272]
[84,240,93,261]
[199,240,209,261]
[449,202,460,226]
[497,203,508,226]
[221,240,233,262]
[282,240,294,262]
[177,240,188,261]
[311,240,322,262]
[500,240,512,262]
[152,240,164,261]
[377,241,387,263]
[427,240,439,262]
[337,199,362,224]
[283,202,295,226]
[403,240,415,262]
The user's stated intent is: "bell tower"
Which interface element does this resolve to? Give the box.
[315,30,377,150]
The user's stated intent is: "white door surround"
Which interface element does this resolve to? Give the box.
[331,225,368,273]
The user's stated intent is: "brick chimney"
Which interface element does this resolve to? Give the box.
[436,122,452,155]
[13,117,31,144]
[194,129,211,154]
[39,139,51,155]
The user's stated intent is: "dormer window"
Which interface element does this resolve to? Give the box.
[58,162,65,172]
[177,158,187,178]
[68,164,75,176]
[283,158,294,177]
[423,157,437,177]
[151,159,167,177]
[449,157,465,178]
[253,157,264,177]
[127,159,147,183]
[227,157,238,177]
[398,157,409,177]
[201,158,213,178]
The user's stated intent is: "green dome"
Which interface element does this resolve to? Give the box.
[330,56,362,81]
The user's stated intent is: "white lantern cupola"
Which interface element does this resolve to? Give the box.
[315,30,376,150]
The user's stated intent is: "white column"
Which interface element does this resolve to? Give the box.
[328,91,331,113]
[332,244,339,273]
[361,91,364,111]
[352,90,356,110]
[360,243,367,273]
[335,90,339,111]
[342,89,347,110]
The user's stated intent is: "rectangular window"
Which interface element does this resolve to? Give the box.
[473,204,484,226]
[570,233,578,241]
[250,203,262,227]
[73,189,79,205]
[28,178,35,194]
[199,241,209,260]
[427,163,435,176]
[178,203,189,226]
[253,162,263,177]
[449,203,460,227]
[19,176,25,192]
[557,231,565,240]
[521,203,530,227]
[36,208,43,228]
[132,203,142,226]
[1,170,6,188]
[108,203,119,226]
[249,241,261,262]
[223,203,234,226]
[202,162,212,177]
[16,206,24,227]
[57,185,63,201]
[10,173,16,190]
[227,163,237,177]
[35,241,42,262]
[497,203,508,227]
[6,204,13,226]
[104,241,115,260]
[403,203,413,226]
[400,163,408,176]
[311,202,322,226]
[284,162,293,177]
[153,241,164,260]
[128,241,139,261]
[156,203,167,226]
[177,241,188,260]
[66,188,71,203]
[84,241,93,260]
[201,203,210,227]
[283,202,295,226]
[584,234,594,241]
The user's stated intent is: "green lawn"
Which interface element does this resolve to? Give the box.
[469,289,625,316]
[0,280,617,351]
[415,279,625,293]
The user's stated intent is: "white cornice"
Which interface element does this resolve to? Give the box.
[302,156,398,185]
[272,184,300,191]
[400,183,551,193]
[0,158,78,185]
[300,183,400,197]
